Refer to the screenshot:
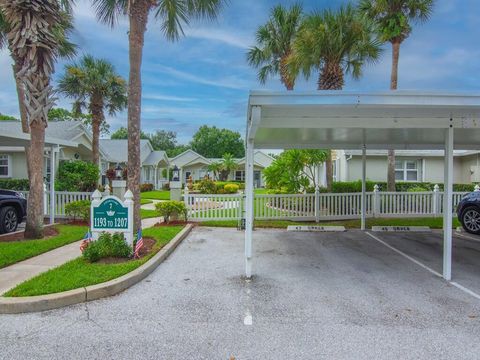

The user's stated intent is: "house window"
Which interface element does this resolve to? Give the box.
[0,155,10,177]
[235,170,245,181]
[395,160,418,181]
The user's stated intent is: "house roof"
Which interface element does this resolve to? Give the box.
[169,149,274,169]
[99,139,153,163]
[143,150,169,166]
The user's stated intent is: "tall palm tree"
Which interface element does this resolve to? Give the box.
[0,0,63,238]
[58,55,127,167]
[219,153,237,181]
[92,0,224,231]
[290,4,381,190]
[247,3,303,90]
[359,0,434,191]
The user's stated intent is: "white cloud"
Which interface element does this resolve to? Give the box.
[185,28,252,49]
[143,94,198,102]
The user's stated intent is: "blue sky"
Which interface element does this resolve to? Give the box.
[0,0,479,144]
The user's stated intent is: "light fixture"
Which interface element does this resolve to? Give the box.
[172,165,179,182]
[115,163,123,180]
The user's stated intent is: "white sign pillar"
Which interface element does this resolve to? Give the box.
[361,145,367,230]
[443,124,454,281]
[91,189,102,241]
[123,190,134,245]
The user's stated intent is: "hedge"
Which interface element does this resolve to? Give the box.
[0,179,29,190]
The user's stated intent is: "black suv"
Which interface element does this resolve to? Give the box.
[0,189,27,234]
[457,191,480,235]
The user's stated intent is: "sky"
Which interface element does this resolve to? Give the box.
[0,0,479,144]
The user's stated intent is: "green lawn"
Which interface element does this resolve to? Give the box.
[4,225,184,297]
[0,225,87,269]
[141,208,158,219]
[254,188,269,194]
[199,217,461,229]
[140,199,153,205]
[141,190,170,200]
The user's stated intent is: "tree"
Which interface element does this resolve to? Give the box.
[167,144,191,157]
[191,125,245,158]
[247,3,303,90]
[1,0,63,238]
[218,153,237,181]
[92,0,225,231]
[359,0,434,191]
[111,126,149,140]
[207,161,222,180]
[149,130,177,152]
[58,55,127,167]
[263,149,328,193]
[48,107,111,136]
[0,113,17,121]
[290,4,381,191]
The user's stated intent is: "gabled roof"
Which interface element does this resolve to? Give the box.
[143,150,169,166]
[99,139,153,163]
[169,149,212,167]
[236,150,275,168]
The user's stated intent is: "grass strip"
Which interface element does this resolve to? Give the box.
[4,226,184,297]
[0,225,87,269]
[140,190,170,200]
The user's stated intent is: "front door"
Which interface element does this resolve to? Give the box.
[254,171,261,188]
[185,171,191,183]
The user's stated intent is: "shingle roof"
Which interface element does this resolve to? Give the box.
[143,150,168,166]
[100,139,152,163]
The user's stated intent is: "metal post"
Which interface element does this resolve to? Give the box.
[49,147,56,224]
[315,164,320,222]
[373,184,379,217]
[245,137,254,278]
[433,184,440,216]
[443,125,454,281]
[361,145,367,230]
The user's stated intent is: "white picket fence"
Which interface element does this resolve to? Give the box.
[185,184,478,222]
[19,188,91,217]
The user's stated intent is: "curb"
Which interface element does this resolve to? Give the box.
[0,224,193,314]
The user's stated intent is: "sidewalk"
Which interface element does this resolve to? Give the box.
[0,217,163,295]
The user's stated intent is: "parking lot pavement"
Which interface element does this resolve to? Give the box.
[367,230,480,296]
[2,227,480,359]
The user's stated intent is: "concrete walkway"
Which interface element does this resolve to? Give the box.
[0,217,162,296]
[141,199,162,211]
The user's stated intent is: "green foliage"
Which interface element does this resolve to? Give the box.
[155,201,187,223]
[167,144,191,157]
[0,113,18,121]
[82,232,132,263]
[190,125,245,158]
[224,183,239,194]
[0,178,29,190]
[140,183,154,192]
[264,149,328,193]
[198,178,217,194]
[330,181,477,193]
[219,153,238,181]
[65,200,90,221]
[48,107,110,135]
[149,130,176,151]
[111,126,149,140]
[56,160,99,192]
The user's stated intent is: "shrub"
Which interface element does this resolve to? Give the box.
[56,160,99,192]
[140,183,154,192]
[65,200,90,221]
[407,186,430,192]
[0,179,29,191]
[163,182,170,191]
[155,201,187,223]
[224,183,239,193]
[198,179,216,194]
[82,232,132,263]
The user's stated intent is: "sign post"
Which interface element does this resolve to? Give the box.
[90,189,134,245]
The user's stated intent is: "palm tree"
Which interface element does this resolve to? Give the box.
[207,161,222,180]
[219,153,237,181]
[92,0,224,231]
[247,3,303,90]
[359,0,434,191]
[290,4,381,190]
[0,0,63,238]
[58,55,127,167]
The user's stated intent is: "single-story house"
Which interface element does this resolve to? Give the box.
[335,150,480,184]
[169,149,274,187]
[99,139,169,189]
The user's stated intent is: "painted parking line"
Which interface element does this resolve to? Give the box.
[455,232,480,243]
[365,231,480,301]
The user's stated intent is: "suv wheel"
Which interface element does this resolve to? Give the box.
[461,206,480,235]
[0,206,18,234]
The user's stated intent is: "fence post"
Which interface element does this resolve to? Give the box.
[433,184,441,216]
[43,183,48,216]
[104,184,111,196]
[314,186,320,223]
[475,184,480,192]
[372,184,379,217]
[184,185,189,218]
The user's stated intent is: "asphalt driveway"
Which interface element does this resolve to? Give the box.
[1,227,480,359]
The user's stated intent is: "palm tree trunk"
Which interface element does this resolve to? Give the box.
[280,54,294,90]
[128,0,151,231]
[24,120,46,239]
[387,39,401,192]
[89,95,103,168]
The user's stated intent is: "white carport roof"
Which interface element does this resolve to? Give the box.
[247,91,480,150]
[243,91,480,283]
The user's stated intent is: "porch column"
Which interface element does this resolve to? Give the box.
[154,165,158,190]
[49,146,58,224]
[245,137,255,278]
[361,145,367,230]
[443,124,454,281]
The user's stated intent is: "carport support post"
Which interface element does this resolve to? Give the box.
[361,145,367,230]
[245,137,255,278]
[443,125,454,281]
[49,146,58,224]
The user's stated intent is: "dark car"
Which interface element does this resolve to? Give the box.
[0,189,27,234]
[457,191,480,235]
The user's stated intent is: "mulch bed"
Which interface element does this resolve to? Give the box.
[0,225,59,243]
[97,237,156,264]
[154,220,192,227]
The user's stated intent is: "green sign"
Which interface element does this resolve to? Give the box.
[92,198,128,230]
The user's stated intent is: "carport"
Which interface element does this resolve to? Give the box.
[244,91,480,281]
